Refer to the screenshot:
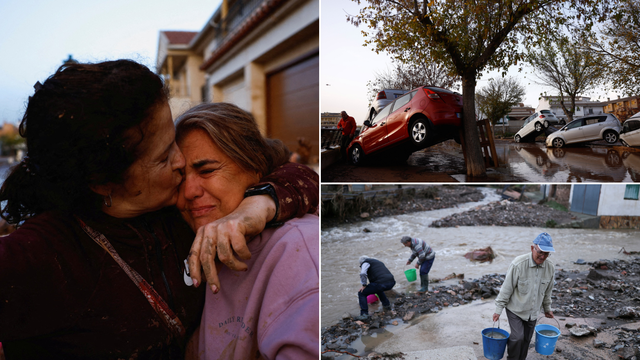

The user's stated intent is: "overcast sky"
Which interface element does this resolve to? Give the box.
[0,0,220,125]
[320,0,620,125]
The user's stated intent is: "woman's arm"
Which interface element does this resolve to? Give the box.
[187,162,318,294]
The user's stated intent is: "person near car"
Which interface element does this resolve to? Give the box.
[492,232,556,360]
[357,256,395,320]
[401,236,435,294]
[337,111,356,160]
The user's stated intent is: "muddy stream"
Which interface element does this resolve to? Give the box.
[321,188,640,329]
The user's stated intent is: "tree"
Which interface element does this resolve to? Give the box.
[366,60,459,107]
[585,0,640,95]
[527,36,605,123]
[476,77,526,125]
[348,0,610,177]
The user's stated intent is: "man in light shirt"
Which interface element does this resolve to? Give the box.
[401,236,436,294]
[493,233,556,360]
[357,256,396,321]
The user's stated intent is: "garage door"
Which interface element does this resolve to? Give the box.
[267,53,319,162]
[571,185,601,215]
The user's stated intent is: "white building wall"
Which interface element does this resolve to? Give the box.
[597,185,640,216]
[205,0,318,88]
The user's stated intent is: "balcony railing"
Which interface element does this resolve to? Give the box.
[216,0,264,46]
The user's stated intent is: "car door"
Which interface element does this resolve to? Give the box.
[563,119,586,143]
[385,90,416,144]
[362,102,393,153]
[581,116,605,141]
[521,113,538,137]
[622,119,640,146]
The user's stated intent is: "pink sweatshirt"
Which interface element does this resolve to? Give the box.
[197,214,319,360]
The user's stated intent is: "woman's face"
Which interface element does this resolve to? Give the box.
[176,128,260,230]
[109,102,185,217]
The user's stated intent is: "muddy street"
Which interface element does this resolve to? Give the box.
[320,140,640,182]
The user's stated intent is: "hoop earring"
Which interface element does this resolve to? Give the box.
[104,193,112,208]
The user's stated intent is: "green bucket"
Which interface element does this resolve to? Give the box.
[405,268,417,282]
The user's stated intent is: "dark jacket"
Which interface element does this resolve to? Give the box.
[361,258,395,284]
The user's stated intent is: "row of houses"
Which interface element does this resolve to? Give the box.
[157,0,319,166]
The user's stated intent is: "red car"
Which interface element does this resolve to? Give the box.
[347,86,463,165]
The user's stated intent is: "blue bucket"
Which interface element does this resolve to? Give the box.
[535,324,560,355]
[482,327,510,360]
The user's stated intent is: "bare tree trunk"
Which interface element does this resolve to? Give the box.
[461,74,487,177]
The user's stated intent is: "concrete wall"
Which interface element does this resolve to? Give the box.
[598,185,640,216]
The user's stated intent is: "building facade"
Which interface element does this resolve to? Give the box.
[536,96,605,123]
[321,112,340,127]
[157,0,319,164]
[601,96,640,122]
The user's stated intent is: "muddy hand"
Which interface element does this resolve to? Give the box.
[493,313,500,322]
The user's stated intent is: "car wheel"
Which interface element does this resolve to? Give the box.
[603,130,618,144]
[514,135,521,143]
[606,150,621,166]
[350,144,365,166]
[409,118,429,146]
[621,139,630,147]
[535,122,542,132]
[552,148,565,158]
[543,120,549,128]
[552,137,565,148]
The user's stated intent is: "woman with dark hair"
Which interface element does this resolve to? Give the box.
[0,60,318,359]
[176,103,318,359]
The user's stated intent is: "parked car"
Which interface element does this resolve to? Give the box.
[620,112,640,147]
[540,110,564,125]
[348,86,462,165]
[367,89,408,121]
[545,113,622,148]
[514,111,560,142]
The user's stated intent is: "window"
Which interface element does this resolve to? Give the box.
[391,91,414,112]
[584,118,599,125]
[624,185,640,200]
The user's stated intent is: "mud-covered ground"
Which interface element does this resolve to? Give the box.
[321,186,485,229]
[322,258,640,360]
[430,199,576,228]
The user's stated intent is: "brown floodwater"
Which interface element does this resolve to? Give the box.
[321,188,640,327]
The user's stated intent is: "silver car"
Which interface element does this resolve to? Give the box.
[367,89,408,121]
[545,113,622,148]
[514,111,559,143]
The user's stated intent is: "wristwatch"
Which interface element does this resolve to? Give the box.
[244,184,282,227]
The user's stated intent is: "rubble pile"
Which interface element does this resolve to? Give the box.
[322,257,640,357]
[322,186,484,228]
[430,200,575,228]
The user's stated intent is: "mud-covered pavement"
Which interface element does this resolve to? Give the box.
[322,258,640,360]
[320,139,640,183]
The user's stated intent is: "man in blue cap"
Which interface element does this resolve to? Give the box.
[492,233,556,360]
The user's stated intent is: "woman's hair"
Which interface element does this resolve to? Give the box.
[0,59,168,224]
[175,102,290,177]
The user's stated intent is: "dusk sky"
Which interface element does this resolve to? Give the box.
[0,0,220,125]
[320,0,619,125]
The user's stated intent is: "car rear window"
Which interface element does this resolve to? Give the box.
[540,110,552,114]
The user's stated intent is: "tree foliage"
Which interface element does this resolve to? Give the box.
[348,0,612,177]
[476,77,526,125]
[527,36,605,123]
[366,60,459,106]
[584,0,640,95]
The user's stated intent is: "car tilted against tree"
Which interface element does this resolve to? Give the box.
[347,86,463,166]
[545,113,622,148]
[513,111,561,143]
